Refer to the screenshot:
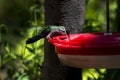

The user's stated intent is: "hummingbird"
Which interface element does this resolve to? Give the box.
[26,26,67,44]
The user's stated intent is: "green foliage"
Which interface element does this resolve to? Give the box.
[0,0,44,80]
[83,69,106,80]
[1,26,44,80]
[85,0,117,32]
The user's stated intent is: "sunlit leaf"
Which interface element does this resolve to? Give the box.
[17,73,29,80]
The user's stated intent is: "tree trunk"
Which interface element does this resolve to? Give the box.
[42,0,85,80]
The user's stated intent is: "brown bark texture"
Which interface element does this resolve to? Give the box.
[42,0,85,80]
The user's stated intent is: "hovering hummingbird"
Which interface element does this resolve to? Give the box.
[26,26,67,44]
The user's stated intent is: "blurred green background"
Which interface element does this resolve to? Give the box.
[0,0,120,80]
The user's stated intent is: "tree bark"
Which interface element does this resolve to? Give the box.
[60,0,85,33]
[42,0,85,80]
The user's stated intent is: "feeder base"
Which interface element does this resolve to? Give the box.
[58,54,120,68]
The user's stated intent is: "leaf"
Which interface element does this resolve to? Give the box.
[17,73,28,80]
[26,46,35,53]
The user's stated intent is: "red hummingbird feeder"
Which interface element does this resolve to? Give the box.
[49,33,120,68]
[48,0,120,68]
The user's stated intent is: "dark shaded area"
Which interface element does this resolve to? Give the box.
[115,0,120,31]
